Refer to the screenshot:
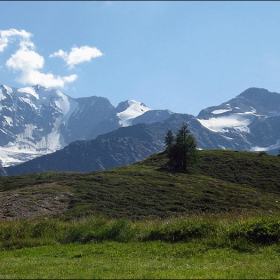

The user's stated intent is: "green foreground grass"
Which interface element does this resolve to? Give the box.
[1,240,280,278]
[1,213,280,278]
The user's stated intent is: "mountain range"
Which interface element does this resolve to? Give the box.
[0,84,172,167]
[0,85,280,176]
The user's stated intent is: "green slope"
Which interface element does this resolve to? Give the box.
[0,150,280,220]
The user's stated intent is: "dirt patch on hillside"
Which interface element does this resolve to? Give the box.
[0,183,73,220]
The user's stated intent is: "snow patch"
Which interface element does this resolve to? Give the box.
[211,109,232,115]
[197,113,254,133]
[219,145,226,150]
[19,97,38,110]
[250,107,256,114]
[3,116,13,126]
[3,85,13,94]
[250,139,280,152]
[6,121,64,156]
[0,146,45,167]
[0,89,7,101]
[0,128,8,135]
[18,87,39,99]
[54,91,71,115]
[221,135,234,140]
[117,100,151,126]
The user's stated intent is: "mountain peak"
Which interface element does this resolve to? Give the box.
[0,84,13,93]
[116,100,148,112]
[237,87,271,99]
[116,100,151,127]
[236,88,280,112]
[33,84,42,91]
[197,87,280,136]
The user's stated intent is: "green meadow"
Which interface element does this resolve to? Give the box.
[0,150,280,278]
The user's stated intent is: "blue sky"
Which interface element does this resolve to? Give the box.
[1,1,280,116]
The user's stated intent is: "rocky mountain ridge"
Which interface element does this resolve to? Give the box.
[0,84,172,167]
[1,86,280,175]
[197,88,280,153]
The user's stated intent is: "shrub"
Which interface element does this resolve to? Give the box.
[145,219,213,242]
[245,220,280,244]
[229,218,280,245]
[81,219,134,243]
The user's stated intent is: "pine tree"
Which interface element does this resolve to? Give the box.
[165,123,199,171]
[165,130,174,148]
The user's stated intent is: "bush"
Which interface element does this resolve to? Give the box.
[231,237,253,253]
[145,219,213,242]
[81,219,134,243]
[246,220,280,244]
[229,218,280,245]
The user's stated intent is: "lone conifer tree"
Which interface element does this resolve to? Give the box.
[165,123,199,171]
[165,130,174,148]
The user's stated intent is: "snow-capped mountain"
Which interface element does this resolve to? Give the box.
[1,85,280,173]
[0,84,173,167]
[116,100,151,126]
[0,84,77,166]
[197,88,280,153]
[5,98,279,176]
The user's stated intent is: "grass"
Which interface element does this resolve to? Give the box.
[1,213,280,249]
[0,150,280,278]
[1,213,280,278]
[62,150,280,219]
[0,150,280,220]
[0,240,280,278]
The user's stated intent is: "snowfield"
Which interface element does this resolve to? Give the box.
[117,100,151,126]
[197,113,254,133]
[0,146,48,167]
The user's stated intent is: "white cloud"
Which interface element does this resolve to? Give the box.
[0,29,33,52]
[17,70,77,88]
[6,48,77,87]
[6,49,44,71]
[50,46,103,68]
[0,28,83,88]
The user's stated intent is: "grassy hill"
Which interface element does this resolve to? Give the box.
[0,150,280,221]
[1,149,280,279]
